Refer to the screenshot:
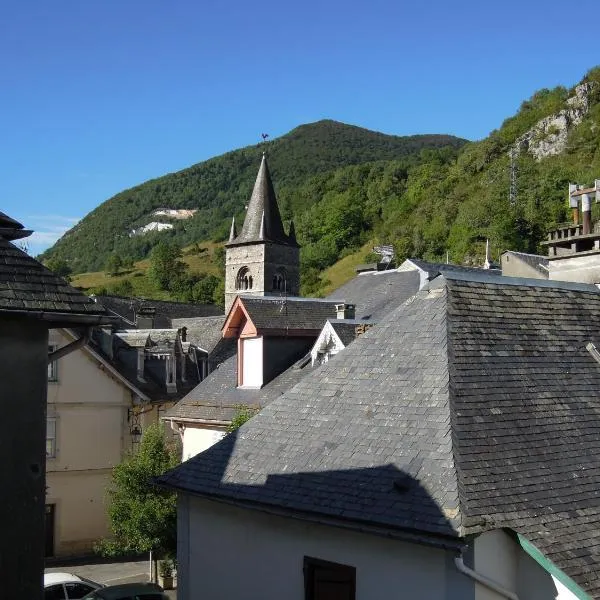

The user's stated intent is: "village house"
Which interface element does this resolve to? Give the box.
[0,212,116,598]
[159,271,600,600]
[45,295,226,557]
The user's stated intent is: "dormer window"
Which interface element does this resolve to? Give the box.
[236,267,253,291]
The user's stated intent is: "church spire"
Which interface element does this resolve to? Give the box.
[288,220,297,244]
[228,216,237,242]
[227,153,297,247]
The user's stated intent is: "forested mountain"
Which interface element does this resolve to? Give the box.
[39,120,465,273]
[42,66,600,301]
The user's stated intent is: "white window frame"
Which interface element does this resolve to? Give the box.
[48,345,58,382]
[46,418,57,459]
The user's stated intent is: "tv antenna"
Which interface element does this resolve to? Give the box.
[509,148,518,206]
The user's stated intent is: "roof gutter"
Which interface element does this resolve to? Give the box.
[1,309,118,326]
[454,553,519,600]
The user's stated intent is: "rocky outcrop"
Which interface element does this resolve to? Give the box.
[512,83,594,160]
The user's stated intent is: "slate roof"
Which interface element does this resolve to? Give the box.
[164,353,312,423]
[329,320,364,346]
[94,295,222,329]
[502,250,550,277]
[171,316,225,353]
[160,272,600,595]
[0,237,111,324]
[327,268,420,320]
[407,258,503,279]
[227,154,297,247]
[239,296,339,331]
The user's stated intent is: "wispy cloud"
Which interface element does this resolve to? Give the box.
[25,215,81,255]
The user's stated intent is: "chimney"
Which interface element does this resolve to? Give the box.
[569,183,579,224]
[582,192,592,235]
[335,303,356,320]
[484,239,492,269]
[137,348,145,382]
[136,306,156,329]
[180,326,187,342]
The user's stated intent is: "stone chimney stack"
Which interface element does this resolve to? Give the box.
[136,306,156,329]
[335,303,356,320]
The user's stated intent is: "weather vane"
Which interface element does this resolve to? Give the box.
[261,133,269,142]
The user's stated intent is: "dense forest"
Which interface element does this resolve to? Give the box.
[42,67,600,301]
[39,121,465,273]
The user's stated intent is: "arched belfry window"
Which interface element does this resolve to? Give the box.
[236,267,253,291]
[272,268,287,292]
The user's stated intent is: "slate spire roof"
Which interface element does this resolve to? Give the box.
[160,272,600,596]
[227,154,297,247]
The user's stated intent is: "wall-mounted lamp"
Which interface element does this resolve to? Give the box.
[127,408,143,444]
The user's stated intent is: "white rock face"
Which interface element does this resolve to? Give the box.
[129,222,174,237]
[512,83,594,161]
[152,209,197,219]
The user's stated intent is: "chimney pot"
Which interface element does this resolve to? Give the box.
[335,303,356,320]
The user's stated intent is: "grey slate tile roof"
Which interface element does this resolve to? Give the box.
[164,353,313,423]
[327,268,420,320]
[239,296,339,331]
[227,154,297,247]
[160,272,600,595]
[0,238,110,323]
[171,316,225,353]
[502,250,550,277]
[94,295,222,329]
[407,258,503,279]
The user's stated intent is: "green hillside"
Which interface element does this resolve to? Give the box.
[40,120,465,273]
[44,66,600,302]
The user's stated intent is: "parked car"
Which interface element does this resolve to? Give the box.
[44,572,103,600]
[81,582,168,600]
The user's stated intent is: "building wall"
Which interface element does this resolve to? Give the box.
[177,495,473,600]
[46,329,133,557]
[474,529,576,600]
[225,243,266,312]
[0,317,48,599]
[225,242,300,312]
[181,425,226,461]
[501,254,548,280]
[548,253,600,284]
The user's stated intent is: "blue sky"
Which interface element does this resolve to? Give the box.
[1,0,597,255]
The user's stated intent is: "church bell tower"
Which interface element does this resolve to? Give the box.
[224,153,300,313]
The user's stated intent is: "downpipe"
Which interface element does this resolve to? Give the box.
[454,554,519,600]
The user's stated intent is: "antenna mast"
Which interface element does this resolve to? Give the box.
[509,148,518,206]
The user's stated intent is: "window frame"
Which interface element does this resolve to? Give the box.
[303,556,356,600]
[48,344,58,382]
[46,417,57,459]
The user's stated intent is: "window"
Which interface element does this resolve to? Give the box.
[46,418,57,458]
[304,557,355,600]
[44,584,66,600]
[272,268,287,291]
[236,267,253,291]
[65,582,96,599]
[48,345,58,382]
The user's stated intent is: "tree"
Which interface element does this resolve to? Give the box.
[105,253,123,276]
[226,406,257,433]
[98,424,178,560]
[148,242,186,291]
[45,257,72,280]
